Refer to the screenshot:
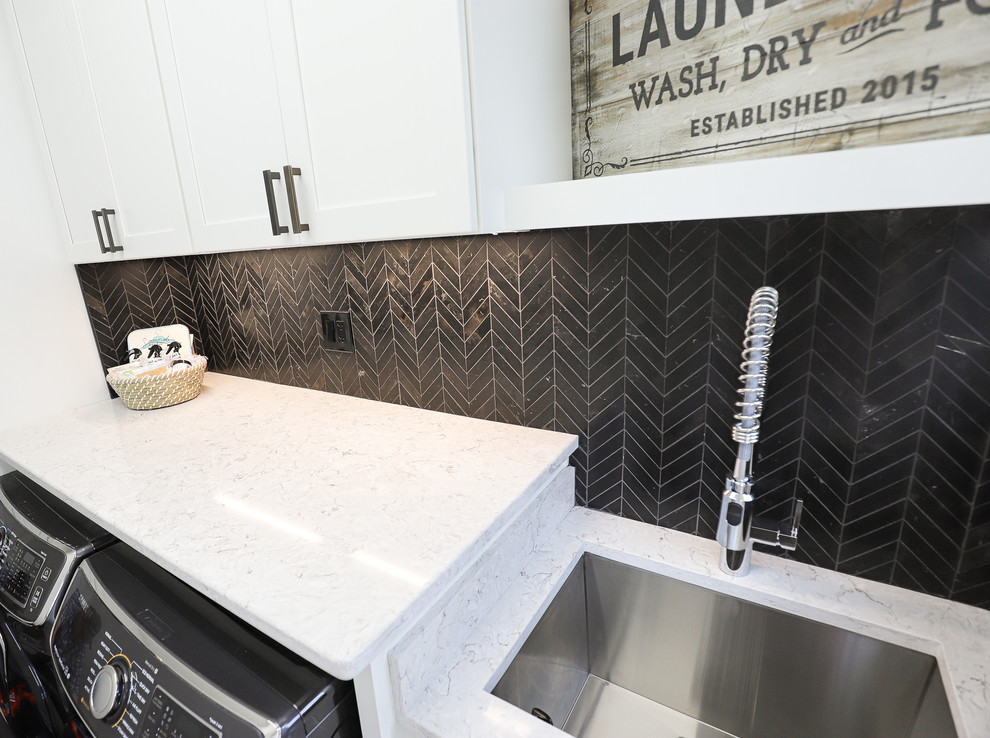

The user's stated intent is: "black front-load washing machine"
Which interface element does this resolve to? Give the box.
[51,541,363,737]
[0,471,116,737]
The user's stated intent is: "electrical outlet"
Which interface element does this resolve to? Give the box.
[320,311,354,352]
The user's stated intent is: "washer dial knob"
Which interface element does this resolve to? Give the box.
[90,660,128,721]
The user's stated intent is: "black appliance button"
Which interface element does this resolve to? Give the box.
[726,501,744,526]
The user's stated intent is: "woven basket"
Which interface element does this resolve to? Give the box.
[107,356,208,410]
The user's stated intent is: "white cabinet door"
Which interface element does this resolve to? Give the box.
[8,0,192,263]
[277,0,477,244]
[150,0,300,253]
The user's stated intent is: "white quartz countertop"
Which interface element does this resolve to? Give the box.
[0,372,577,680]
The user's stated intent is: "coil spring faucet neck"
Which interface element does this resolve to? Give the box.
[716,287,803,576]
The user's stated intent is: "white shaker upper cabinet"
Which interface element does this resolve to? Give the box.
[149,0,300,253]
[276,0,478,244]
[6,0,192,263]
[151,0,477,254]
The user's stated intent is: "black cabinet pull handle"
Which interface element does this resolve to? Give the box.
[262,169,289,236]
[101,208,120,252]
[92,208,121,253]
[92,209,108,253]
[282,165,309,234]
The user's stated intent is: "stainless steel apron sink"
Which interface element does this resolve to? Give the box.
[491,554,957,738]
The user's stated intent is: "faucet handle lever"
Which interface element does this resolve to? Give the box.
[779,498,803,550]
[751,497,803,551]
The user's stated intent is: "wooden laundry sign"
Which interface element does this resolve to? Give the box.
[571,0,990,177]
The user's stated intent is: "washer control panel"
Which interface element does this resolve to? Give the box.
[0,513,65,624]
[0,529,45,602]
[0,471,113,626]
[141,687,219,738]
[52,563,275,738]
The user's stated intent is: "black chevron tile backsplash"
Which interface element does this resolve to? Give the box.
[77,205,990,610]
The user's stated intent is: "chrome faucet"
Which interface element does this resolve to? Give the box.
[716,287,803,576]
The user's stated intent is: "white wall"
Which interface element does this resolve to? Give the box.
[0,9,109,466]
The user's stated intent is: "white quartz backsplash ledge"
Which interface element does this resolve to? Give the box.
[0,373,578,680]
[397,508,990,738]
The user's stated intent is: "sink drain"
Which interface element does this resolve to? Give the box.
[531,707,553,726]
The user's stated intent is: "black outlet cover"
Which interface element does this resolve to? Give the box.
[320,311,354,352]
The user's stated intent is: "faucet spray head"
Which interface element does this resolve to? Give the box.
[716,287,801,576]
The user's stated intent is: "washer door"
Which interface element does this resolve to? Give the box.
[0,617,64,737]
